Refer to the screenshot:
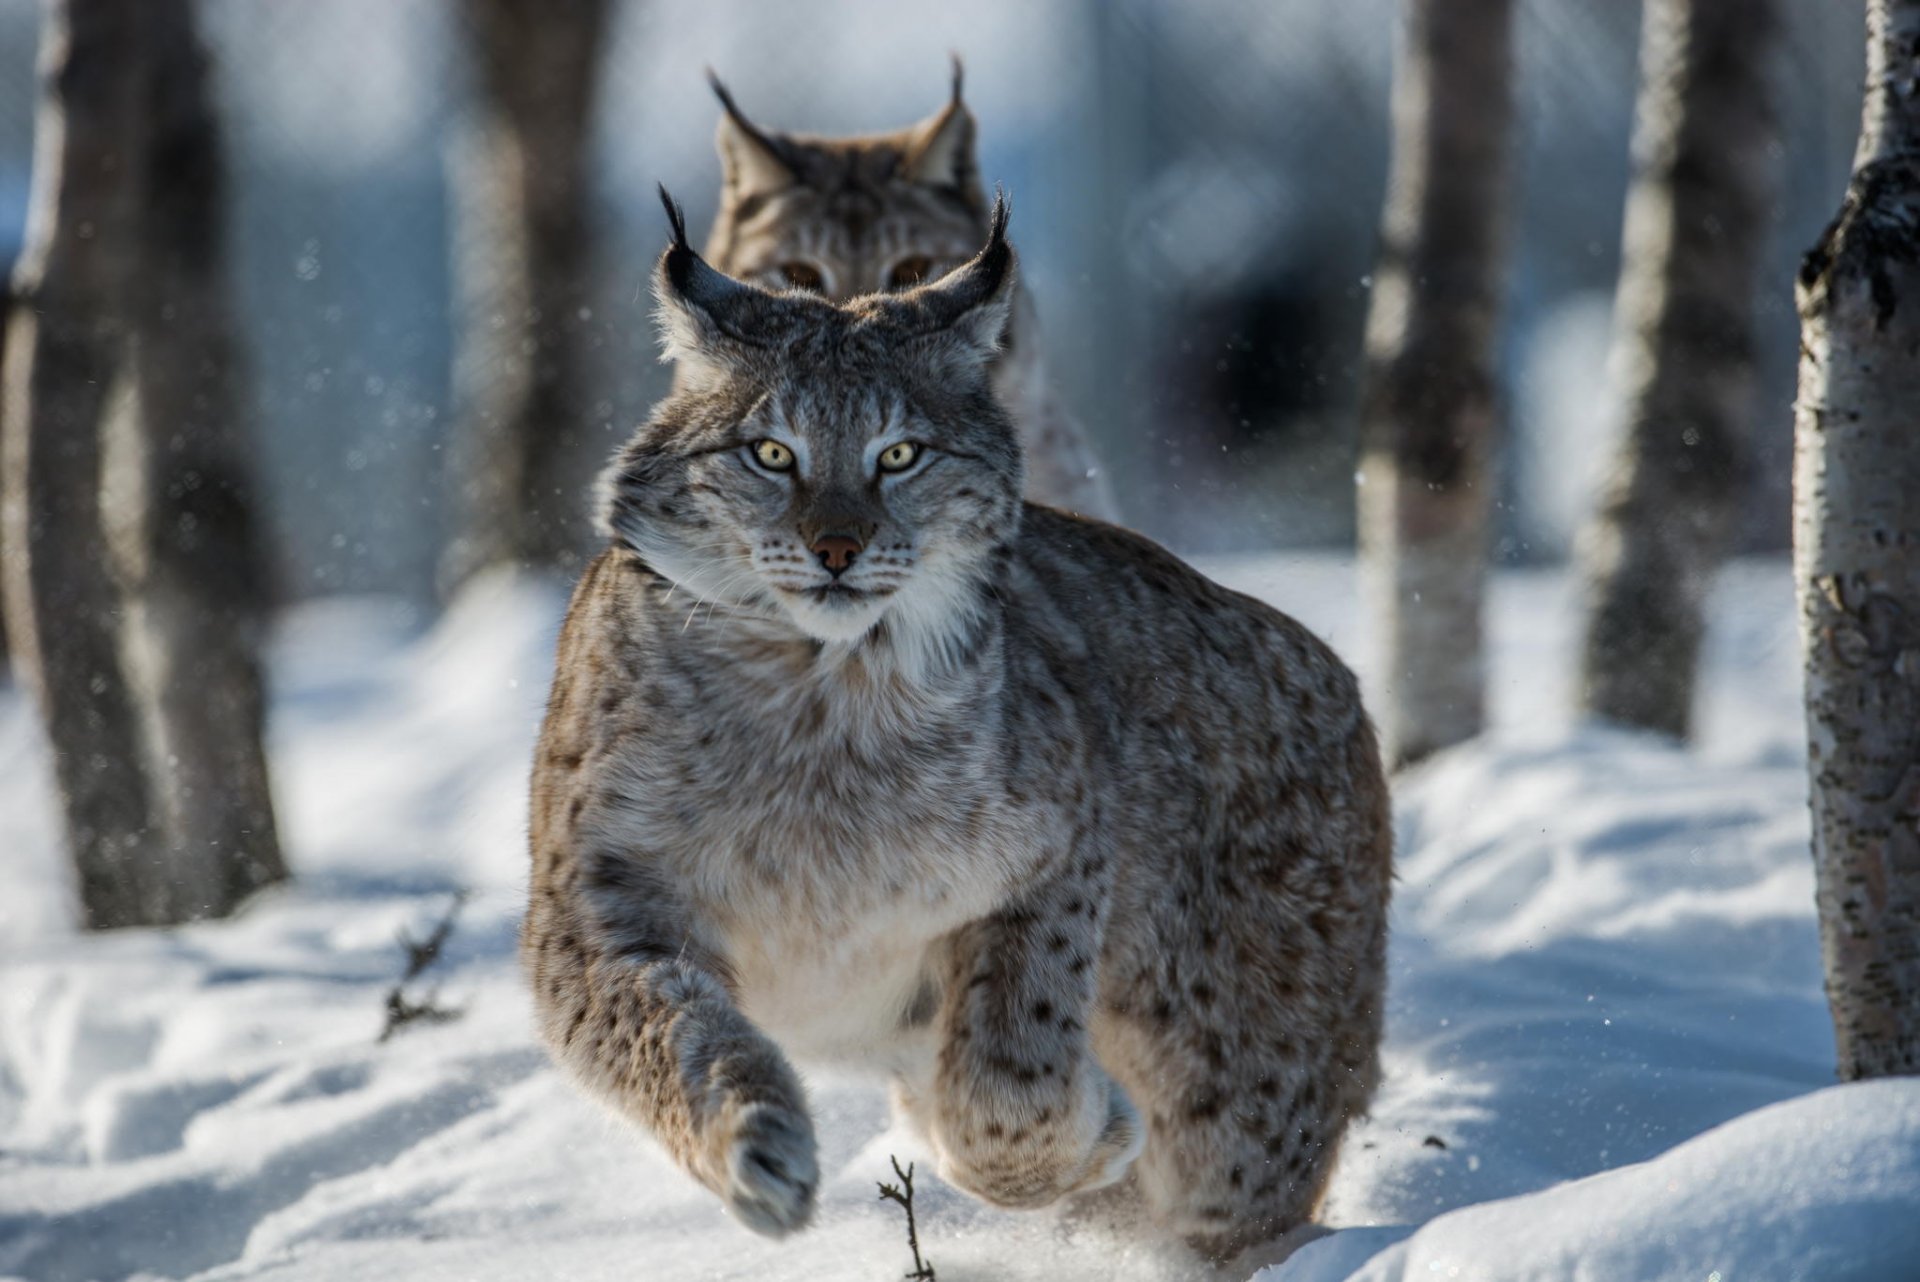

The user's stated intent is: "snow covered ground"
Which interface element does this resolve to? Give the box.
[2,555,1914,1282]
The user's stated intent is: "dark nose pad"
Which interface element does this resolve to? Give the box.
[809,533,864,577]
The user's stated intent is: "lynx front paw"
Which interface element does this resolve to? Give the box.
[719,1102,819,1237]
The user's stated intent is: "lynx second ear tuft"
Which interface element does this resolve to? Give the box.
[904,64,979,193]
[709,71,797,200]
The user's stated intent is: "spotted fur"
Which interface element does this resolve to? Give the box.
[693,64,1119,521]
[523,198,1391,1262]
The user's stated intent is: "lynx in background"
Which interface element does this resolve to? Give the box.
[697,63,1119,521]
[522,194,1391,1264]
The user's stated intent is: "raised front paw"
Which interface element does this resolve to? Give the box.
[719,1101,819,1237]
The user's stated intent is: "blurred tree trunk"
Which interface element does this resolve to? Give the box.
[442,0,607,591]
[123,0,285,914]
[1794,0,1920,1081]
[2,0,282,928]
[1576,0,1780,739]
[1,0,163,927]
[1357,0,1515,769]
[1,283,11,678]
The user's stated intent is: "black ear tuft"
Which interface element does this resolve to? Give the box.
[986,187,1009,248]
[978,187,1011,289]
[657,184,697,292]
[658,184,690,249]
[706,69,789,160]
[706,70,801,199]
[706,67,743,119]
[949,52,965,106]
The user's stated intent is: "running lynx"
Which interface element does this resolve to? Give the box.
[522,193,1391,1263]
[695,64,1118,522]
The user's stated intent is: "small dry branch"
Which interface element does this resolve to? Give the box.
[378,891,468,1042]
[877,1155,935,1281]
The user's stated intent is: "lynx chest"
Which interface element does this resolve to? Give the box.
[599,646,1035,1066]
[680,779,1020,1067]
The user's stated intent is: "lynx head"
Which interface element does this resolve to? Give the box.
[602,188,1022,661]
[703,61,988,301]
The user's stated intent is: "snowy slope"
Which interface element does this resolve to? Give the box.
[2,557,1912,1282]
[1278,1081,1920,1282]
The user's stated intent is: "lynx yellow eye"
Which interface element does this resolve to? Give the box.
[887,256,934,290]
[779,262,824,292]
[877,442,921,474]
[752,439,795,472]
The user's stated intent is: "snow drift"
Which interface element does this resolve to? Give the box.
[2,558,1914,1282]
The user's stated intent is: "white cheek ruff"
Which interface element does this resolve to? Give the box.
[876,552,991,681]
[609,512,765,612]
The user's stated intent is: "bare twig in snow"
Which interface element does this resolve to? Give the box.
[399,890,468,981]
[877,1155,935,1281]
[379,988,463,1043]
[379,891,468,1042]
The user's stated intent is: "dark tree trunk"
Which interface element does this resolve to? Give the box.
[3,0,283,928]
[1577,0,1780,739]
[1,0,163,928]
[1357,0,1516,769]
[1,282,12,678]
[442,0,607,590]
[1794,0,1920,1081]
[124,0,285,913]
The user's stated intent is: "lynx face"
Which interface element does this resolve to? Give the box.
[703,70,988,303]
[601,195,1023,654]
[693,67,1120,524]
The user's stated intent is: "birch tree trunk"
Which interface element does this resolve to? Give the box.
[1794,0,1920,1081]
[1358,0,1515,769]
[3,0,283,928]
[123,0,285,915]
[1,0,163,928]
[442,0,607,590]
[1577,0,1780,739]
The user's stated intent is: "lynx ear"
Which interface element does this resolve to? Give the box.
[653,186,774,381]
[896,191,1015,371]
[709,72,796,201]
[903,56,979,198]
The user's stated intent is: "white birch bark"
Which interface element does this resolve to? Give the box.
[1358,0,1516,769]
[1794,0,1920,1080]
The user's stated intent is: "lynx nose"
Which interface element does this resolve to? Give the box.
[809,533,864,577]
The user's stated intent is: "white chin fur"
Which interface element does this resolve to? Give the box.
[779,590,891,643]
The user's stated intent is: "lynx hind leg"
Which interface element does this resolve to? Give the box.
[892,1067,1140,1204]
[1125,1047,1360,1261]
[1096,803,1390,1254]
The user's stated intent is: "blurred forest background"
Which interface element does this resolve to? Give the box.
[4,3,1920,1270]
[0,0,1868,606]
